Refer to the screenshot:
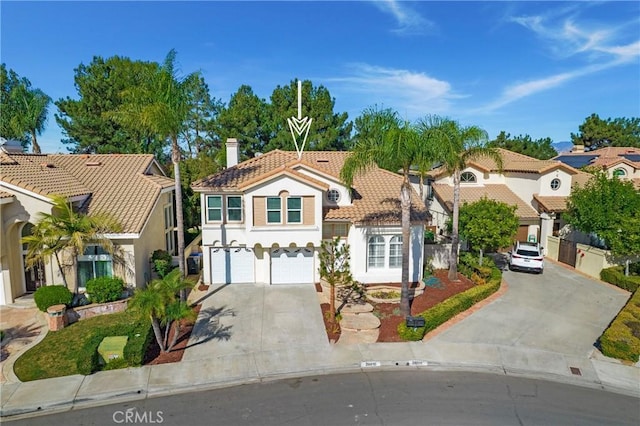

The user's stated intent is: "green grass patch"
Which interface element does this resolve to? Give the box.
[599,289,640,363]
[14,310,152,382]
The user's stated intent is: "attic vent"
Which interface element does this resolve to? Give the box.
[85,161,102,166]
[40,163,55,168]
[316,159,329,163]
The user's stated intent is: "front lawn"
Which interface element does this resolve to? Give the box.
[14,310,152,382]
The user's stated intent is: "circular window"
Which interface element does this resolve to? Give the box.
[613,168,626,177]
[327,189,340,203]
[550,178,561,190]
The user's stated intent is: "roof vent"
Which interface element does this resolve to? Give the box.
[316,159,329,163]
[40,163,55,168]
[85,161,102,166]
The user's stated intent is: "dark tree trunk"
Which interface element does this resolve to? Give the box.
[400,178,412,317]
[172,136,187,302]
[449,170,461,281]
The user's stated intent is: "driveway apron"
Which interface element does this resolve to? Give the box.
[183,283,329,362]
[427,261,631,358]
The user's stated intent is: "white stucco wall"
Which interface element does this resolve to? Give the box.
[348,225,424,284]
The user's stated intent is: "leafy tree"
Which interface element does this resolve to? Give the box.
[341,106,434,317]
[319,237,357,321]
[21,195,123,293]
[571,113,640,150]
[215,85,271,160]
[418,115,502,281]
[0,64,51,152]
[108,50,196,291]
[264,79,353,152]
[458,197,519,265]
[55,56,166,157]
[128,269,195,352]
[565,172,640,275]
[488,131,557,160]
[180,152,222,230]
[181,74,223,158]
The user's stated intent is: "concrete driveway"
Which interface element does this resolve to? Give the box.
[183,283,329,362]
[428,259,631,358]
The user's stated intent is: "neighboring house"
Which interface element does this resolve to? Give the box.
[423,149,592,251]
[191,139,428,286]
[554,146,640,189]
[0,145,176,305]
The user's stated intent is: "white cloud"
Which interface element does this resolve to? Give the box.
[481,8,640,112]
[329,63,462,118]
[369,0,434,35]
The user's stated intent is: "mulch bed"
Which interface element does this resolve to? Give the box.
[318,269,476,343]
[143,304,201,365]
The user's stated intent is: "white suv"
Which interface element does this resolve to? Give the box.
[509,241,544,274]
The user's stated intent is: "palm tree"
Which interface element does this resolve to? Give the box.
[11,85,51,154]
[22,194,122,292]
[341,107,434,317]
[417,115,503,281]
[129,268,195,352]
[109,50,198,298]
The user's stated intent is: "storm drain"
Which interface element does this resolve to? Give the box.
[569,367,582,376]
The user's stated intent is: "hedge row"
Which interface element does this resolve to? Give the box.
[600,266,640,292]
[598,289,640,363]
[75,312,153,375]
[398,255,502,341]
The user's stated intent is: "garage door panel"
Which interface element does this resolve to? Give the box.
[210,247,254,284]
[271,248,314,285]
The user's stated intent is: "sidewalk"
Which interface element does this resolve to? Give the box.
[1,282,639,420]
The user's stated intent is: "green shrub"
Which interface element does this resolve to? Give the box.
[599,289,640,362]
[75,334,103,375]
[600,266,640,292]
[102,357,129,371]
[152,250,174,277]
[86,277,125,304]
[33,285,73,312]
[398,280,501,341]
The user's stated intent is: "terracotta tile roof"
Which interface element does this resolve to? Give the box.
[0,153,174,234]
[0,190,14,199]
[632,178,640,190]
[0,154,92,198]
[587,146,640,157]
[432,183,540,220]
[571,171,593,188]
[49,154,174,234]
[237,165,329,191]
[589,156,640,169]
[192,150,428,225]
[430,148,581,178]
[532,194,567,212]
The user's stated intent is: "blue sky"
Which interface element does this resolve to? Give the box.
[2,1,639,154]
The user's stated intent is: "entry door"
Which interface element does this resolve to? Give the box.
[271,247,314,285]
[210,247,255,284]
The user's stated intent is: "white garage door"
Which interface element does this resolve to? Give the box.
[271,247,315,285]
[210,247,255,284]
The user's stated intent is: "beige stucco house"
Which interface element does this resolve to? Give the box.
[554,146,640,189]
[0,148,176,305]
[423,149,592,251]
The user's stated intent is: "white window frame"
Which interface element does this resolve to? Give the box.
[226,195,243,222]
[286,196,302,224]
[77,245,113,288]
[613,168,626,177]
[461,172,476,183]
[367,235,385,268]
[389,235,402,268]
[266,197,282,224]
[164,204,175,254]
[550,178,561,191]
[327,189,340,203]
[206,195,223,222]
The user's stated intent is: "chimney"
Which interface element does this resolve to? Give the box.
[572,144,584,153]
[226,138,239,168]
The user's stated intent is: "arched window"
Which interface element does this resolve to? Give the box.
[367,236,385,268]
[460,172,476,183]
[389,236,402,268]
[613,168,626,178]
